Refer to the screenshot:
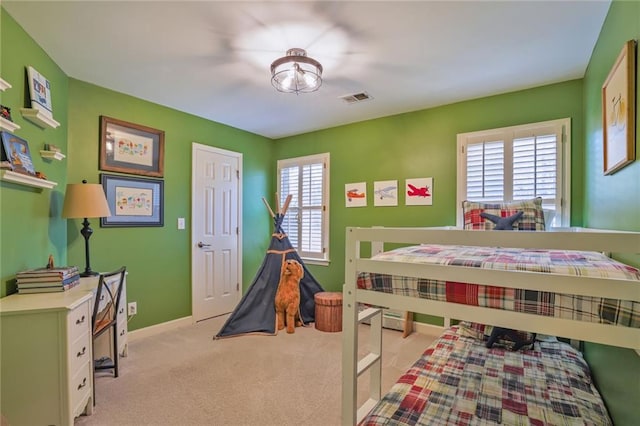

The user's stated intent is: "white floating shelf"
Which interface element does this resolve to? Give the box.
[20,108,60,129]
[40,150,65,161]
[0,170,57,189]
[0,117,20,132]
[0,78,11,91]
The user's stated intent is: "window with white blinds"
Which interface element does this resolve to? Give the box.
[277,153,329,263]
[457,118,571,227]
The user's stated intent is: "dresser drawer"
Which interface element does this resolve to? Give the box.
[70,332,91,374]
[68,300,91,342]
[71,361,92,417]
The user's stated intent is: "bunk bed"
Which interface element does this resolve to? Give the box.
[341,226,640,425]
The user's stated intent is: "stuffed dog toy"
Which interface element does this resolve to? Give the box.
[275,259,304,334]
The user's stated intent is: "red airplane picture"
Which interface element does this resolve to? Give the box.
[407,184,431,197]
[346,189,365,201]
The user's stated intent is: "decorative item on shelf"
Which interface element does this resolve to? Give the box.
[0,104,20,132]
[26,66,53,118]
[602,39,637,175]
[99,116,165,177]
[100,173,164,227]
[62,180,112,277]
[0,131,36,176]
[0,105,12,122]
[270,48,323,94]
[0,160,13,170]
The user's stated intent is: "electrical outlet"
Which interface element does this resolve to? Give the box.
[128,302,137,316]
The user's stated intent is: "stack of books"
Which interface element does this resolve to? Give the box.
[16,266,80,294]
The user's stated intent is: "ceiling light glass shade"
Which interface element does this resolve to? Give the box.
[271,48,323,94]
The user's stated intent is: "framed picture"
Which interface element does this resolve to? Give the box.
[602,40,636,175]
[0,131,36,176]
[100,116,165,177]
[405,177,433,206]
[373,180,398,207]
[100,173,164,227]
[27,66,53,118]
[345,182,367,207]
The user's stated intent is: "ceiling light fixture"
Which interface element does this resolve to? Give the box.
[270,48,323,94]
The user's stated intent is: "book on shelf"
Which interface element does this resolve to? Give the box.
[17,279,80,294]
[17,274,80,287]
[16,265,79,279]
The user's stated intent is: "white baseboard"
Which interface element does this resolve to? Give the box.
[413,321,445,336]
[128,316,193,341]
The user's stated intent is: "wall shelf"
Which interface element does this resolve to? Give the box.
[0,170,57,189]
[0,117,20,132]
[0,78,11,91]
[20,108,60,129]
[40,150,65,161]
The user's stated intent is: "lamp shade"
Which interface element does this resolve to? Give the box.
[62,182,112,219]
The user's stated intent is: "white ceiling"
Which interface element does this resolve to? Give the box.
[4,0,611,139]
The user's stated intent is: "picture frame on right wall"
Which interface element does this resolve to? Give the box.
[602,39,636,175]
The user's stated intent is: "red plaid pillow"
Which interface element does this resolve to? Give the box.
[462,197,545,231]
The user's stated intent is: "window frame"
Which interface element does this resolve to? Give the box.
[456,118,571,227]
[277,153,330,265]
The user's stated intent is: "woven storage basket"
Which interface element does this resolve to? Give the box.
[314,292,343,332]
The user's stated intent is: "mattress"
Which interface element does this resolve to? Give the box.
[357,244,640,328]
[360,327,611,426]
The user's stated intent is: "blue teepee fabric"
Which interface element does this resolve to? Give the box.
[215,213,324,338]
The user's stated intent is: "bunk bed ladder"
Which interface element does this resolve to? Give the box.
[355,307,383,422]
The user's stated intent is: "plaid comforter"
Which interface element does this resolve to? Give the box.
[357,245,640,327]
[360,327,611,426]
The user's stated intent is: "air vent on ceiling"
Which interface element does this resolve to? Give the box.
[339,92,373,104]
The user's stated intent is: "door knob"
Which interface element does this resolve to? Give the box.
[197,242,211,248]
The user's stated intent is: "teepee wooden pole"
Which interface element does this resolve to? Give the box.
[275,192,280,214]
[262,197,275,218]
[281,194,292,216]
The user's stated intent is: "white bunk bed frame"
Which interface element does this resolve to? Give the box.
[341,226,640,426]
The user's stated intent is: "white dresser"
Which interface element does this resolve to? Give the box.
[0,275,128,425]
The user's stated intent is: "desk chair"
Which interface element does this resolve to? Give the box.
[91,266,126,404]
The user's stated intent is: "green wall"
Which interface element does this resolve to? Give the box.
[67,80,274,329]
[581,1,640,425]
[0,10,275,331]
[275,80,585,297]
[0,10,69,296]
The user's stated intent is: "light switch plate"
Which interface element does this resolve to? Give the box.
[177,217,185,229]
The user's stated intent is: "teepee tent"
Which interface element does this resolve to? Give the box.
[215,195,324,338]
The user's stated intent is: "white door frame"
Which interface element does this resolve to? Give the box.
[191,142,243,323]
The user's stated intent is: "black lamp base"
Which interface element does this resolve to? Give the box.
[80,270,99,277]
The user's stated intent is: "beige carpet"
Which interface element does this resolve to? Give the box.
[75,315,439,426]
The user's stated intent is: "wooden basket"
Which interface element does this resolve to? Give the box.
[314,292,343,332]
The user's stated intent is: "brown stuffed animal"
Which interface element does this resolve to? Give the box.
[275,259,304,334]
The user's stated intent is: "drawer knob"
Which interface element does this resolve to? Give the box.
[77,377,87,390]
[76,315,86,325]
[77,347,86,357]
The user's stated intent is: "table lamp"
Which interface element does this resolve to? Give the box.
[62,180,112,277]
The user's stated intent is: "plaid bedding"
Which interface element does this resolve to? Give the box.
[360,327,612,426]
[357,245,640,328]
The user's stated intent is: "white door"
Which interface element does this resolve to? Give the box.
[192,143,242,322]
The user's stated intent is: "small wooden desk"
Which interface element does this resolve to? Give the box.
[0,275,128,426]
